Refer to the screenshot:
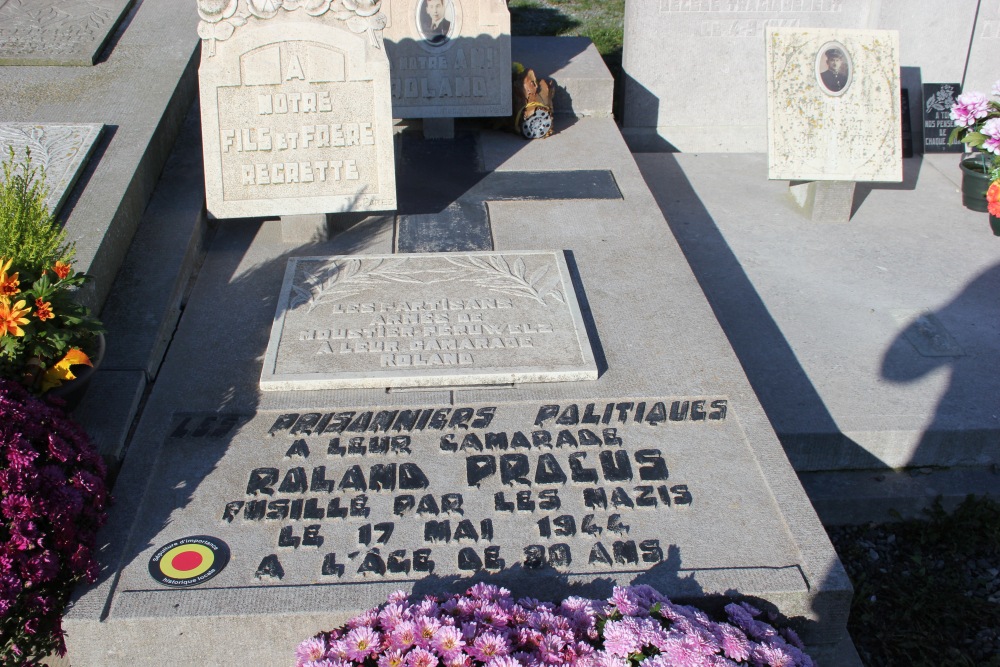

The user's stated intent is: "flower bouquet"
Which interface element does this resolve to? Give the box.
[0,149,104,395]
[949,81,1000,223]
[296,584,815,667]
[0,378,110,665]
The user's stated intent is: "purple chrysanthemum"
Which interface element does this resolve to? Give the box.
[408,647,439,667]
[432,624,466,657]
[982,117,1000,154]
[468,631,510,661]
[296,636,327,666]
[345,626,381,661]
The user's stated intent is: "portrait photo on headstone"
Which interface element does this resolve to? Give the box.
[417,0,458,46]
[815,42,852,96]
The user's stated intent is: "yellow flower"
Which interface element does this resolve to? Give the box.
[0,257,20,297]
[0,298,31,337]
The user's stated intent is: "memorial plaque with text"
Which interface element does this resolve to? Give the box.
[767,27,902,182]
[382,0,512,118]
[0,123,103,216]
[198,3,396,219]
[0,0,135,66]
[103,398,808,625]
[922,83,965,153]
[261,252,597,390]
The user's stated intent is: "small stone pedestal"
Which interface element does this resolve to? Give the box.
[423,117,456,139]
[789,181,856,222]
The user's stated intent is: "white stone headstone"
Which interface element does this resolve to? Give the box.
[620,0,980,154]
[261,251,598,390]
[0,123,104,216]
[965,0,1000,99]
[766,27,902,182]
[381,0,512,118]
[198,0,397,219]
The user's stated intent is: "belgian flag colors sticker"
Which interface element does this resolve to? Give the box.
[148,536,230,587]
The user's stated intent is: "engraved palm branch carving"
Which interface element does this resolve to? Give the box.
[444,255,565,306]
[290,258,456,312]
[0,0,111,31]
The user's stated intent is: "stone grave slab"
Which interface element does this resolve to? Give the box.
[0,123,103,216]
[0,0,135,66]
[382,0,512,118]
[965,1,1000,98]
[261,252,598,390]
[198,3,397,219]
[766,27,902,182]
[921,83,964,153]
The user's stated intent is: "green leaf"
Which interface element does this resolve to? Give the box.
[948,125,964,144]
[963,132,987,148]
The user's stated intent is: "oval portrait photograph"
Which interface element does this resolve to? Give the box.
[416,0,456,46]
[815,41,853,96]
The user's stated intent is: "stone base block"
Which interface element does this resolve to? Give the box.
[789,181,856,222]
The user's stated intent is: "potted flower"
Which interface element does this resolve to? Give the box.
[0,149,104,401]
[949,80,1000,222]
[0,378,110,664]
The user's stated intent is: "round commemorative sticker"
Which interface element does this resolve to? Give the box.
[148,536,230,587]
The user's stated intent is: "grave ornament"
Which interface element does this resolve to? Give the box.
[198,0,397,219]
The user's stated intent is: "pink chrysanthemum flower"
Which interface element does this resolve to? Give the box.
[950,91,991,127]
[348,608,379,628]
[407,647,439,667]
[659,636,712,667]
[391,620,419,650]
[714,623,750,661]
[432,624,465,657]
[345,626,381,661]
[378,649,407,667]
[469,632,511,661]
[751,643,796,667]
[295,637,327,666]
[416,616,442,647]
[982,117,1000,155]
[588,650,629,667]
[536,633,566,663]
[485,656,523,667]
[602,619,642,656]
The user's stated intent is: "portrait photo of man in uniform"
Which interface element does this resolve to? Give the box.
[818,46,850,94]
[419,0,453,45]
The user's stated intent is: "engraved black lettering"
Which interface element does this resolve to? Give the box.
[339,465,367,492]
[393,410,420,431]
[322,553,345,576]
[414,409,433,430]
[557,404,579,425]
[467,455,496,486]
[414,548,434,572]
[440,434,458,451]
[394,495,415,516]
[569,452,598,483]
[417,494,440,515]
[516,490,535,511]
[485,432,509,450]
[548,543,571,567]
[325,412,354,433]
[303,498,325,519]
[428,408,451,430]
[481,519,493,540]
[311,466,336,492]
[369,463,397,491]
[266,499,290,520]
[634,402,646,423]
[641,539,663,563]
[454,519,479,541]
[347,411,373,432]
[589,542,612,566]
[670,401,690,421]
[350,494,371,517]
[484,545,504,570]
[291,413,322,435]
[608,513,630,534]
[247,468,279,496]
[581,403,601,424]
[538,516,551,537]
[424,520,451,543]
[279,467,308,493]
[553,515,576,537]
[601,404,614,424]
[710,399,728,420]
[646,402,667,425]
[672,484,693,505]
[495,492,515,512]
[600,450,633,481]
[603,428,623,447]
[556,430,578,448]
[359,523,372,545]
[399,463,430,489]
[636,449,669,481]
[535,453,567,484]
[581,514,602,536]
[369,436,390,454]
[532,430,552,449]
[285,439,310,458]
[269,413,298,436]
[348,437,366,455]
[370,410,398,432]
[611,487,634,509]
[584,487,608,510]
[327,498,349,519]
[458,547,482,571]
[245,500,266,520]
[500,454,531,486]
[613,540,639,565]
[658,485,672,506]
[615,402,635,423]
[510,431,532,450]
[538,488,561,511]
[442,493,464,514]
[387,550,410,573]
[328,438,346,456]
[359,549,387,575]
[391,436,412,454]
[303,524,324,547]
[460,433,484,451]
[635,486,657,507]
[255,554,284,579]
[578,429,602,447]
[524,545,546,569]
[448,408,475,429]
[222,501,244,522]
[472,407,497,429]
[534,405,559,427]
[691,400,707,421]
[290,499,303,520]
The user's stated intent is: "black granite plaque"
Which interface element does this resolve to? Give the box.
[922,83,964,154]
[901,89,913,158]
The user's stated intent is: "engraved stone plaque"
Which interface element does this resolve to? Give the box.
[382,0,512,118]
[104,398,807,625]
[922,83,965,153]
[261,251,598,390]
[198,2,397,219]
[767,28,902,182]
[0,123,103,216]
[0,0,135,66]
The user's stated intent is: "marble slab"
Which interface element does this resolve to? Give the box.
[382,0,512,118]
[0,123,103,216]
[261,251,598,390]
[766,27,902,182]
[198,2,397,219]
[0,0,135,66]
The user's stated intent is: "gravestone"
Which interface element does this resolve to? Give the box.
[767,27,901,221]
[620,0,980,153]
[0,123,103,216]
[922,83,964,154]
[260,252,598,390]
[382,0,512,119]
[0,0,136,66]
[198,1,397,219]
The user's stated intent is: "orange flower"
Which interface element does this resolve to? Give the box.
[988,181,1000,217]
[0,257,20,297]
[0,298,31,337]
[53,261,71,280]
[34,298,53,321]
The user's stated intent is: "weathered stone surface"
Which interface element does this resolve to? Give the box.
[198,2,397,219]
[261,252,598,389]
[965,0,1000,99]
[0,123,103,216]
[766,28,902,182]
[0,0,135,66]
[382,0,511,118]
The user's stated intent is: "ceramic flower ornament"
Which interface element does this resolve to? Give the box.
[196,0,238,22]
[342,0,382,17]
[283,0,332,14]
[248,0,284,19]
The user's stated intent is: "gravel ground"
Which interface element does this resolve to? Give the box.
[827,500,1000,667]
